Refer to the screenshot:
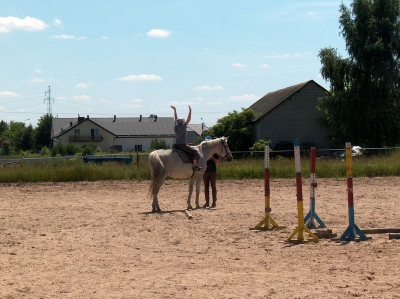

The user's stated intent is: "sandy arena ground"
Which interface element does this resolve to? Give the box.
[1,177,400,298]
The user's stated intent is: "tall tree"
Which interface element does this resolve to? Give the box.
[0,120,8,136]
[34,114,53,149]
[206,108,256,152]
[2,121,25,151]
[20,125,34,151]
[318,0,400,147]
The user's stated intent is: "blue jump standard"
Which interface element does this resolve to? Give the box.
[304,197,326,229]
[332,206,371,241]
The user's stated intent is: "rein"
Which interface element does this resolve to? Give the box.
[219,139,232,159]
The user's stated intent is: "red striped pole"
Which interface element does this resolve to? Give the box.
[304,147,325,228]
[333,142,370,241]
[287,139,319,243]
[251,142,283,231]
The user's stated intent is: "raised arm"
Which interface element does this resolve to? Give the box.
[171,105,178,121]
[185,105,192,125]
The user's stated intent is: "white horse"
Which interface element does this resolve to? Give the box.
[148,137,233,212]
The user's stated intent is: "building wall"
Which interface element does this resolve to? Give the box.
[54,121,176,152]
[186,132,200,145]
[114,137,175,152]
[55,122,115,151]
[252,83,330,149]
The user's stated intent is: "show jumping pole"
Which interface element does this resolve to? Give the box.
[332,142,371,242]
[304,147,326,229]
[287,139,319,243]
[251,142,284,231]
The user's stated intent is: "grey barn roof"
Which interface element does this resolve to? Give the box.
[249,80,327,122]
[52,116,176,138]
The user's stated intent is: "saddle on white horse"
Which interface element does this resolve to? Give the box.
[172,144,197,163]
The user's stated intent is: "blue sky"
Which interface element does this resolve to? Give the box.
[0,0,351,128]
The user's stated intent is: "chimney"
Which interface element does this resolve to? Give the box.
[70,122,73,127]
[113,115,116,122]
[154,115,158,122]
[139,115,142,122]
[87,115,89,119]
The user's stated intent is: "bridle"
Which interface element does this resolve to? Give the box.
[220,138,232,159]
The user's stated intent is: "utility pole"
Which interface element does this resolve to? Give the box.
[201,118,204,140]
[44,86,54,115]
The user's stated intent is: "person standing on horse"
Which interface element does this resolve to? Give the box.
[171,105,202,171]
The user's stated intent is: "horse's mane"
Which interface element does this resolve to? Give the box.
[199,137,226,149]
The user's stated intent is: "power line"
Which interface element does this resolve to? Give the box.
[44,86,54,115]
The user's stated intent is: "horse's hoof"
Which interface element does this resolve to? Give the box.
[187,205,193,210]
[195,205,201,209]
[152,209,156,213]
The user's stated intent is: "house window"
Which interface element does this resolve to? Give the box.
[91,128,99,136]
[189,133,195,138]
[74,129,80,136]
[135,145,143,152]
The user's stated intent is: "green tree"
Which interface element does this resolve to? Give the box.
[2,121,26,152]
[206,108,256,152]
[51,143,67,157]
[249,139,271,158]
[0,120,8,136]
[318,0,400,148]
[149,138,170,150]
[20,124,34,151]
[34,114,53,149]
[81,143,98,156]
[1,141,11,156]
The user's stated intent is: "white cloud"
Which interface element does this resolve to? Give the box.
[169,101,194,106]
[120,98,143,107]
[75,83,88,89]
[51,35,87,40]
[0,106,5,111]
[307,12,316,16]
[228,94,259,101]
[194,86,224,91]
[27,78,45,83]
[34,69,42,73]
[206,101,223,106]
[232,63,247,68]
[53,18,62,26]
[260,64,269,68]
[0,91,19,97]
[50,34,74,39]
[116,74,162,81]
[0,16,48,33]
[101,36,109,40]
[72,95,91,100]
[147,29,172,38]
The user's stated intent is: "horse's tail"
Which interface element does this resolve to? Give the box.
[148,150,166,197]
